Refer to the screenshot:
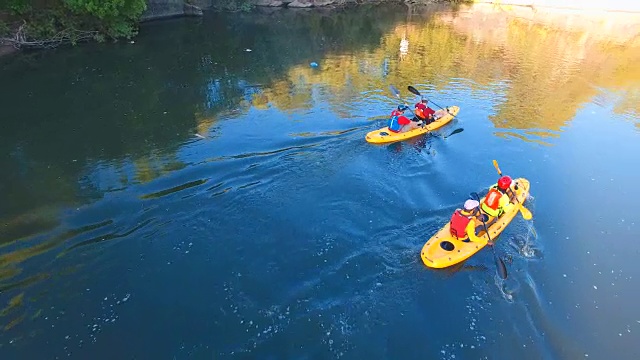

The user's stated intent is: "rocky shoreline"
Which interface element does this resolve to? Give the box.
[140,0,421,21]
[139,0,640,21]
[249,0,403,9]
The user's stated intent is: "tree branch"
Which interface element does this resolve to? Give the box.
[0,20,99,49]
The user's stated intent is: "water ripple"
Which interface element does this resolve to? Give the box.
[59,218,154,255]
[139,179,209,200]
[0,220,113,271]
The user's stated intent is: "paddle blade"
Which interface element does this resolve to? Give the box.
[389,85,400,98]
[407,85,421,96]
[495,255,508,279]
[444,128,464,138]
[492,159,502,176]
[519,205,533,220]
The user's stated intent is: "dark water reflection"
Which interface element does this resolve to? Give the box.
[0,3,639,359]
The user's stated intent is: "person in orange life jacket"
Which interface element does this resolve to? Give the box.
[414,99,447,125]
[388,105,422,133]
[449,199,487,245]
[480,175,515,218]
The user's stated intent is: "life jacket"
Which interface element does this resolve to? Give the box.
[481,188,503,217]
[449,210,471,240]
[388,115,402,132]
[423,106,435,118]
[415,107,425,119]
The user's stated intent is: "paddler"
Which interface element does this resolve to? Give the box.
[449,199,487,245]
[388,105,423,133]
[414,98,447,125]
[480,176,515,218]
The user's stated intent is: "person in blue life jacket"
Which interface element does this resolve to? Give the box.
[388,105,423,133]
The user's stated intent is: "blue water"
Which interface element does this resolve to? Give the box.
[1,3,640,359]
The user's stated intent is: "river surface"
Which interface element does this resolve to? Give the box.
[1,3,640,359]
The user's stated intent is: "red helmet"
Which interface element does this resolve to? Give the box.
[498,176,512,190]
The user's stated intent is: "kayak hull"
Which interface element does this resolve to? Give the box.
[365,106,459,144]
[420,178,530,269]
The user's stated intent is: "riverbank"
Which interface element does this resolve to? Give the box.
[0,44,16,57]
[140,0,411,20]
[470,0,639,12]
[0,0,408,57]
[453,2,640,44]
[139,0,640,20]
[2,0,639,59]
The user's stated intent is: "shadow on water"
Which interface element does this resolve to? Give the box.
[432,261,490,278]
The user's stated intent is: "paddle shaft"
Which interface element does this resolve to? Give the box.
[407,85,455,119]
[429,99,447,112]
[492,160,532,220]
[470,192,507,280]
[482,216,507,279]
[389,85,417,117]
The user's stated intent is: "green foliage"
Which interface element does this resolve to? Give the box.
[0,20,9,37]
[63,0,147,38]
[4,0,31,15]
[0,0,147,45]
[65,0,132,19]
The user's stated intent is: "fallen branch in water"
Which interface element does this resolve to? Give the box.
[0,21,99,50]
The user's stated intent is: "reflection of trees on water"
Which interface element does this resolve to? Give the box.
[254,4,640,135]
[1,0,638,237]
[0,2,639,321]
[1,1,638,231]
[428,6,640,129]
[0,4,416,311]
[0,4,412,217]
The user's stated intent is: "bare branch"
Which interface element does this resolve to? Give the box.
[1,20,99,49]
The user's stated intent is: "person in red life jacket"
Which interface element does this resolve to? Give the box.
[480,175,515,218]
[449,199,487,244]
[388,105,422,133]
[414,99,436,124]
[414,98,449,125]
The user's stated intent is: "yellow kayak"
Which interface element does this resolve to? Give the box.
[365,106,459,144]
[420,178,531,269]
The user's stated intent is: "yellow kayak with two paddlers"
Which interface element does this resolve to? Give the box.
[420,171,532,269]
[365,106,460,144]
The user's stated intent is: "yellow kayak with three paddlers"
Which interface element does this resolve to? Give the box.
[365,106,460,144]
[420,162,533,269]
